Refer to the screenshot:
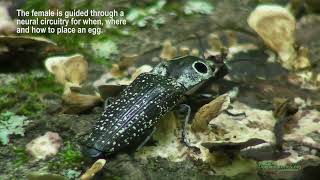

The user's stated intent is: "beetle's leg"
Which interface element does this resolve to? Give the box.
[177,104,200,153]
[197,93,215,99]
[224,105,246,119]
[136,127,157,151]
[224,110,246,117]
[274,116,293,150]
[187,93,216,102]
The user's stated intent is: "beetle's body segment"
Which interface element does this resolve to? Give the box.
[85,73,185,156]
[83,56,225,158]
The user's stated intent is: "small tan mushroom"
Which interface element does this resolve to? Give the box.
[207,33,223,52]
[110,54,139,77]
[45,54,101,114]
[64,55,88,86]
[160,40,177,60]
[226,30,238,47]
[293,46,311,70]
[131,64,153,80]
[248,5,297,69]
[45,54,88,86]
[62,91,102,114]
[118,54,138,70]
[179,46,190,56]
[190,48,199,56]
[191,94,230,132]
[110,63,124,77]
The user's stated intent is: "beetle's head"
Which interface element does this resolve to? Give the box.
[152,55,228,92]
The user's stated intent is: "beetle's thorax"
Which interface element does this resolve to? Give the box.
[151,56,218,92]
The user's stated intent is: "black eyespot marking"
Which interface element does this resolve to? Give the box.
[193,62,208,74]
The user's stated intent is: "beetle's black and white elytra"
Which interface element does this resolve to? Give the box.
[83,56,226,158]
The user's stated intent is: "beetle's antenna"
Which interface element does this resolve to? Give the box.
[227,57,264,64]
[194,33,206,59]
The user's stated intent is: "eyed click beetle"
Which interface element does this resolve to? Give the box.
[82,55,228,158]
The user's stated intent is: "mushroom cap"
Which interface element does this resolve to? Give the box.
[248,5,296,65]
[45,54,88,86]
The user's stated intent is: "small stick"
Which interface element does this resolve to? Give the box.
[80,159,106,180]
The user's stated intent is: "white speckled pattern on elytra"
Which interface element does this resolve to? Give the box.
[86,73,185,154]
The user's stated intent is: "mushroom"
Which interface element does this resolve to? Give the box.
[207,33,223,53]
[131,64,153,80]
[45,54,88,87]
[247,5,300,70]
[62,92,102,114]
[45,54,102,114]
[293,46,311,70]
[160,40,177,60]
[179,46,190,56]
[190,48,199,56]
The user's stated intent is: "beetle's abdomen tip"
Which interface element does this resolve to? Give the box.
[82,146,103,158]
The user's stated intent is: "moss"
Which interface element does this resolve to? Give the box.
[15,71,63,94]
[0,96,18,112]
[60,142,83,164]
[0,71,63,117]
[12,146,29,167]
[16,94,45,116]
[48,142,84,172]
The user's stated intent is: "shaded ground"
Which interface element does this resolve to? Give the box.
[0,0,320,179]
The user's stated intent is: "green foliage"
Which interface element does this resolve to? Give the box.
[62,169,81,179]
[126,0,167,28]
[48,142,84,171]
[60,142,83,164]
[0,86,17,112]
[23,0,48,11]
[13,146,29,167]
[0,71,63,116]
[22,0,126,66]
[184,0,214,15]
[91,40,119,60]
[0,112,29,145]
[17,94,45,116]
